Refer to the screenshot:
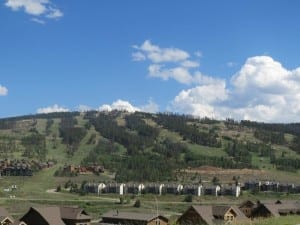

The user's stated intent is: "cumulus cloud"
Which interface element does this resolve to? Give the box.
[172,82,228,118]
[133,41,300,121]
[133,40,205,84]
[77,105,92,112]
[133,41,218,85]
[140,99,159,113]
[171,56,300,122]
[31,17,45,24]
[98,100,140,113]
[98,104,113,112]
[5,0,63,22]
[181,60,200,68]
[98,99,159,113]
[132,52,146,61]
[148,64,194,84]
[5,0,47,15]
[46,6,63,18]
[37,104,69,114]
[133,40,190,63]
[0,85,8,96]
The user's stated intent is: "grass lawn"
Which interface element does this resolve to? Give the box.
[250,216,300,225]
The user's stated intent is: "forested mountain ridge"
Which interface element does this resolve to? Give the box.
[1,111,300,182]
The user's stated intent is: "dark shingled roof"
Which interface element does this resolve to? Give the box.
[184,205,248,225]
[212,206,231,217]
[23,207,65,225]
[60,206,91,220]
[0,207,14,224]
[0,207,10,218]
[262,202,300,217]
[239,200,256,208]
[191,205,214,225]
[21,206,91,225]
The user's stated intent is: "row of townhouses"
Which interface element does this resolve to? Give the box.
[83,180,300,198]
[244,180,300,193]
[83,182,241,197]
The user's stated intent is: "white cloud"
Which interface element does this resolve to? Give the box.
[31,17,45,24]
[148,63,223,86]
[133,40,190,63]
[148,49,189,63]
[140,99,159,113]
[98,104,113,112]
[37,104,69,114]
[148,64,194,84]
[0,85,8,96]
[132,52,146,61]
[133,42,300,121]
[193,71,225,86]
[5,0,47,15]
[181,60,200,68]
[46,7,63,19]
[98,100,140,113]
[172,82,228,119]
[77,105,91,112]
[232,56,288,91]
[133,40,209,85]
[98,99,159,113]
[5,0,63,21]
[170,56,300,122]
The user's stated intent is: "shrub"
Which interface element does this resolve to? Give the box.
[134,199,141,208]
[184,194,193,202]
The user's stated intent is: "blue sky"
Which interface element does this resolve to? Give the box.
[1,0,300,122]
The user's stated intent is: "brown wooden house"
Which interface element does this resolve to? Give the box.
[60,206,91,225]
[251,201,300,218]
[20,206,91,225]
[238,200,256,218]
[177,205,248,225]
[101,211,168,225]
[20,207,65,225]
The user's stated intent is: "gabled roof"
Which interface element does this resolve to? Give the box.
[180,205,248,225]
[21,207,65,225]
[262,202,300,217]
[20,206,91,225]
[0,207,14,224]
[191,205,214,225]
[212,206,232,217]
[101,211,168,222]
[60,206,91,220]
[0,216,14,224]
[0,207,10,217]
[239,200,255,208]
[261,199,299,205]
[229,206,248,219]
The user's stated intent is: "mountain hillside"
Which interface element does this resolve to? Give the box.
[1,111,300,183]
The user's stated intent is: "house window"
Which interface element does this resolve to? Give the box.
[225,215,234,221]
[156,219,160,225]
